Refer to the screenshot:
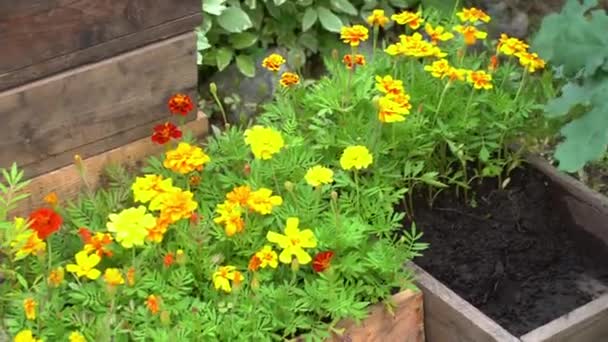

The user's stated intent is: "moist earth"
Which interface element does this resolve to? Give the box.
[409,167,608,336]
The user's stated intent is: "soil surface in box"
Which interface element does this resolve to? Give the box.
[409,166,608,336]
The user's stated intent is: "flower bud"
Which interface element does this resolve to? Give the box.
[160,310,171,326]
[291,258,300,273]
[243,163,251,176]
[284,181,294,192]
[331,49,339,60]
[176,249,186,265]
[209,82,218,95]
[330,191,339,201]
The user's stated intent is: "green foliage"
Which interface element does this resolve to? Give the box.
[532,0,608,172]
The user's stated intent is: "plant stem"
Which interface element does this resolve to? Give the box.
[514,68,528,102]
[354,170,360,213]
[47,239,52,273]
[270,162,282,197]
[372,25,379,62]
[433,81,451,125]
[409,58,415,91]
[463,87,475,122]
[211,89,229,127]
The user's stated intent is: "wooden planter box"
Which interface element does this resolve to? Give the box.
[410,155,608,342]
[0,0,201,180]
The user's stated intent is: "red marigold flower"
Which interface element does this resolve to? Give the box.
[146,294,160,314]
[489,55,500,71]
[312,251,335,273]
[190,212,200,225]
[78,227,92,244]
[168,94,194,116]
[248,255,262,272]
[28,208,62,240]
[151,122,182,145]
[163,252,175,268]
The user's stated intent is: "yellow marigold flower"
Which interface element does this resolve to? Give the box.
[11,230,46,260]
[424,59,451,78]
[147,216,170,243]
[340,145,374,170]
[213,265,241,293]
[378,92,412,123]
[446,67,469,82]
[279,72,300,87]
[247,188,283,215]
[132,174,178,204]
[149,189,198,223]
[48,266,64,287]
[386,33,446,58]
[214,200,245,236]
[367,9,389,27]
[262,53,285,71]
[243,125,285,160]
[424,23,454,44]
[69,332,87,342]
[454,25,487,45]
[267,217,317,264]
[467,70,493,90]
[43,192,58,206]
[497,33,529,56]
[375,75,404,95]
[163,142,211,174]
[66,250,101,280]
[515,51,546,73]
[340,25,369,46]
[13,330,42,342]
[226,185,252,207]
[255,245,279,269]
[106,206,157,248]
[456,7,491,23]
[304,165,334,187]
[392,11,424,30]
[23,298,36,320]
[103,268,125,286]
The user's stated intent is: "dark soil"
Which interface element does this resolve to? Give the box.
[409,166,608,336]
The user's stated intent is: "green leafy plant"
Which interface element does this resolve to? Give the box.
[532,0,608,172]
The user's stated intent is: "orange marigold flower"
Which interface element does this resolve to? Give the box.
[467,70,493,90]
[457,7,491,23]
[312,251,335,273]
[126,267,136,286]
[489,55,500,71]
[151,122,183,145]
[515,51,546,73]
[279,72,300,87]
[454,25,487,45]
[78,227,93,243]
[340,25,369,46]
[392,11,424,30]
[28,207,62,240]
[262,53,285,71]
[248,255,262,272]
[342,54,366,69]
[168,93,194,116]
[48,266,64,287]
[147,216,171,243]
[226,185,252,207]
[23,298,36,320]
[83,232,114,258]
[163,252,175,268]
[146,295,160,315]
[150,190,198,223]
[43,192,58,206]
[497,33,529,56]
[366,9,389,27]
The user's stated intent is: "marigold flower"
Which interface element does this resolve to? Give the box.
[43,192,58,206]
[279,72,300,87]
[489,55,500,71]
[146,216,171,243]
[28,207,62,240]
[226,185,252,207]
[340,145,373,170]
[78,227,93,243]
[304,166,334,187]
[146,294,161,314]
[392,11,424,29]
[23,298,36,320]
[66,250,101,280]
[83,232,113,258]
[378,92,412,123]
[163,252,175,268]
[340,25,369,46]
[248,255,262,272]
[515,51,546,73]
[103,268,125,286]
[255,245,279,269]
[367,9,389,27]
[11,230,46,260]
[454,25,487,45]
[149,189,198,223]
[168,93,194,116]
[243,125,285,160]
[424,59,451,78]
[262,53,285,71]
[312,251,335,273]
[497,34,529,56]
[132,174,178,204]
[456,7,491,23]
[163,142,211,174]
[189,175,201,187]
[446,67,469,82]
[342,54,366,69]
[467,70,493,90]
[127,267,136,286]
[151,122,183,145]
[107,206,157,248]
[48,266,64,287]
[424,24,454,44]
[69,331,87,342]
[213,266,241,293]
[385,33,446,58]
[267,217,317,264]
[13,330,42,342]
[247,188,283,215]
[214,200,245,236]
[375,75,404,95]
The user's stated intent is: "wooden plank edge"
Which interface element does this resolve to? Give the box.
[0,12,203,91]
[9,113,209,217]
[520,294,608,342]
[408,262,520,342]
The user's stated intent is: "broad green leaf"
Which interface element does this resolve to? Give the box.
[236,54,256,77]
[317,7,343,33]
[197,52,203,65]
[544,82,591,118]
[302,8,318,32]
[479,146,490,162]
[390,0,411,7]
[330,0,358,16]
[196,30,211,51]
[202,0,227,15]
[229,32,258,49]
[274,0,287,5]
[216,48,234,71]
[217,7,253,33]
[298,32,319,52]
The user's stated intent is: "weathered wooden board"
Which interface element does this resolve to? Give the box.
[0,0,200,90]
[10,113,209,217]
[520,294,608,342]
[408,262,520,342]
[0,32,198,179]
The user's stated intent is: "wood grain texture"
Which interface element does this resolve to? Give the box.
[0,32,198,179]
[10,113,209,217]
[0,0,200,89]
[409,263,520,342]
[520,294,608,342]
